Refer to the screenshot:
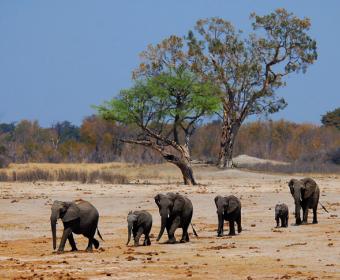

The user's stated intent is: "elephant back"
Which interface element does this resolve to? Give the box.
[75,200,99,218]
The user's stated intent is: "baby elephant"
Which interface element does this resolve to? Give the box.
[126,210,152,246]
[214,195,242,236]
[275,203,289,227]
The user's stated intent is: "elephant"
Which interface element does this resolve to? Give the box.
[126,210,152,246]
[214,195,242,236]
[288,178,320,225]
[275,203,289,227]
[154,192,197,244]
[50,199,103,253]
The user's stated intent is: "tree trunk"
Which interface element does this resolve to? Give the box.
[120,139,197,185]
[163,154,197,185]
[176,160,197,185]
[218,119,240,169]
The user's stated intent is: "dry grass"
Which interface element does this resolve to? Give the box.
[0,162,191,183]
[0,162,134,184]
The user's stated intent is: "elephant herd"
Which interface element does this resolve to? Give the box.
[50,177,324,253]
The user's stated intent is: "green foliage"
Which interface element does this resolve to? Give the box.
[321,107,340,130]
[0,123,15,134]
[96,71,220,134]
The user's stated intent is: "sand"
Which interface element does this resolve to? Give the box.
[0,167,339,279]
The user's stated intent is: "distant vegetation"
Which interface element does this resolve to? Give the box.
[321,107,340,130]
[0,117,339,174]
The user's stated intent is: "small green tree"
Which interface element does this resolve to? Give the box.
[97,40,219,184]
[187,9,318,168]
[321,108,340,130]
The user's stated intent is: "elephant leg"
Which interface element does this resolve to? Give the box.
[275,218,279,227]
[86,237,99,252]
[143,234,151,246]
[143,228,152,246]
[86,237,94,252]
[167,217,180,244]
[237,216,242,233]
[302,207,308,224]
[143,226,151,246]
[58,227,72,253]
[228,221,236,236]
[180,224,189,243]
[312,207,318,224]
[285,215,289,227]
[68,233,78,251]
[134,227,144,246]
[92,238,99,249]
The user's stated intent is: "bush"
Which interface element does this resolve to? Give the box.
[14,169,52,181]
[0,155,10,168]
[0,167,130,184]
[0,170,8,181]
[100,171,129,184]
[329,148,340,165]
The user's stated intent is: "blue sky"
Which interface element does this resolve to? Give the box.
[0,0,339,126]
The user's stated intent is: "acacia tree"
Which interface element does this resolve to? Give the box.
[187,9,317,168]
[97,36,219,185]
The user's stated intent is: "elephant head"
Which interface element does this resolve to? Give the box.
[154,192,184,241]
[288,178,317,224]
[126,211,137,245]
[214,195,239,236]
[50,200,80,250]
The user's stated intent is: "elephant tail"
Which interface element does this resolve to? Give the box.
[319,202,329,213]
[191,223,198,237]
[97,228,104,241]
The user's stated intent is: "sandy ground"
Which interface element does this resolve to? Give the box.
[0,166,339,280]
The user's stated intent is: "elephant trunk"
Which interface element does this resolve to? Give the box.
[126,223,132,245]
[294,192,302,224]
[50,215,57,250]
[217,211,224,236]
[157,211,168,241]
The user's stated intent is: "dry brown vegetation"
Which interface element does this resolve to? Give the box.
[1,119,339,173]
[0,163,130,184]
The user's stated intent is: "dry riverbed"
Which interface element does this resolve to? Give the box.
[0,166,339,279]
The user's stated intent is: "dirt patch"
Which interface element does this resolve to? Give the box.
[0,168,339,279]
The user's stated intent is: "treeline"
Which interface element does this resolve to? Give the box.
[0,117,339,168]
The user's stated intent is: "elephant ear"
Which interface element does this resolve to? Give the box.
[214,195,222,208]
[172,195,185,214]
[288,179,297,195]
[301,178,317,199]
[226,197,239,214]
[154,194,161,208]
[62,202,80,223]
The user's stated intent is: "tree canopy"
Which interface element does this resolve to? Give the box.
[186,9,317,167]
[97,52,219,184]
[321,107,340,130]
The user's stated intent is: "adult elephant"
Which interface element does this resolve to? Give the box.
[50,199,103,253]
[288,178,320,225]
[154,192,196,244]
[214,195,242,236]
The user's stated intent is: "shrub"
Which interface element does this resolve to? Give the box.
[15,169,52,181]
[0,155,10,168]
[100,171,129,184]
[0,170,8,181]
